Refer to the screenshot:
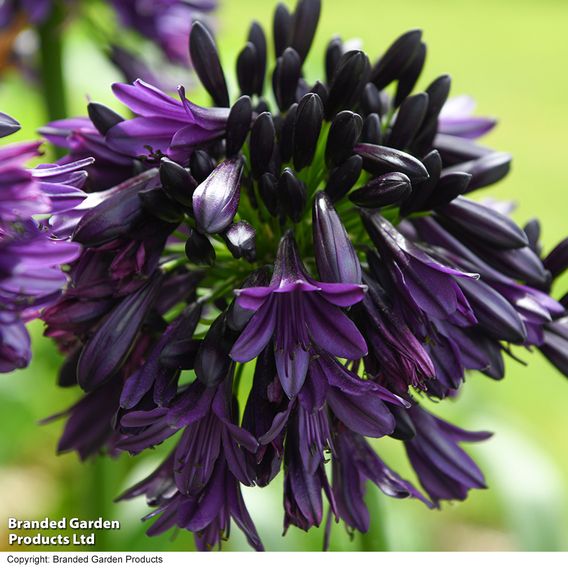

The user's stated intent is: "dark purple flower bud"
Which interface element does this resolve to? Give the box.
[87,102,124,136]
[325,111,363,167]
[436,196,528,249]
[223,221,257,262]
[250,112,276,177]
[248,22,267,95]
[185,228,216,266]
[326,51,370,119]
[77,272,162,391]
[309,80,329,109]
[290,0,321,64]
[293,93,324,171]
[400,149,441,215]
[278,102,297,162]
[457,277,527,343]
[193,157,244,234]
[122,304,203,409]
[544,238,568,280]
[540,318,568,377]
[73,169,159,246]
[412,75,452,152]
[190,149,216,183]
[349,172,412,208]
[273,2,292,57]
[109,44,162,86]
[388,405,417,440]
[433,133,493,165]
[425,74,452,116]
[0,112,20,138]
[361,113,382,145]
[360,82,382,116]
[325,154,363,202]
[226,96,253,157]
[388,92,429,149]
[258,172,279,216]
[424,171,472,209]
[444,151,512,192]
[273,47,301,112]
[394,41,427,107]
[370,29,423,90]
[472,240,549,287]
[57,350,81,388]
[236,42,258,97]
[189,21,230,107]
[139,187,184,224]
[195,313,237,387]
[159,157,197,209]
[159,338,201,371]
[255,98,271,115]
[313,192,361,284]
[524,218,542,255]
[355,143,429,181]
[325,36,343,83]
[278,168,307,222]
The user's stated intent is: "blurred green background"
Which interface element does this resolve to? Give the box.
[1,0,567,552]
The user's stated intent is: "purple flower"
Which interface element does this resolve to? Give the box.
[39,117,136,191]
[438,95,497,139]
[110,0,218,65]
[404,405,492,505]
[105,80,229,161]
[76,271,163,391]
[282,410,336,533]
[355,271,436,395]
[362,211,478,325]
[0,115,87,371]
[42,380,123,460]
[119,376,258,492]
[0,0,53,25]
[242,346,287,487]
[540,315,568,377]
[259,352,405,465]
[331,427,431,534]
[119,456,263,551]
[19,0,568,551]
[0,315,30,372]
[231,231,367,398]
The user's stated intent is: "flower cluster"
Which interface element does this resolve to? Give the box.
[0,0,217,85]
[0,112,88,371]
[9,0,567,552]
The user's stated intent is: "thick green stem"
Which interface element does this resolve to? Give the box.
[359,484,389,551]
[37,1,67,157]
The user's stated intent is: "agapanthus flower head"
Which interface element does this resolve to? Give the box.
[111,0,218,66]
[0,1,219,86]
[30,0,568,552]
[0,112,87,371]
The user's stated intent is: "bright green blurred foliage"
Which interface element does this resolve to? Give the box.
[0,0,567,552]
